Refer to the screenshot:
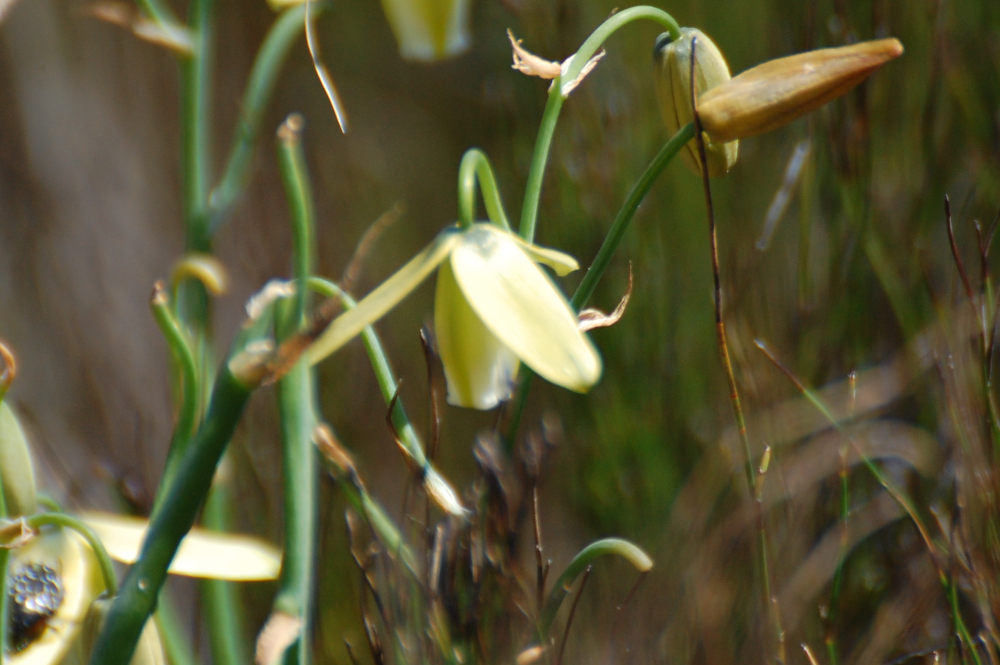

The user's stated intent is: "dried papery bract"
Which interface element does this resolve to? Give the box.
[653,27,739,177]
[697,38,904,142]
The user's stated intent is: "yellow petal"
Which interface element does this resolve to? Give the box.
[449,225,601,393]
[81,512,281,581]
[506,233,580,276]
[697,38,904,142]
[8,527,105,663]
[303,228,461,366]
[435,260,520,409]
[379,0,470,62]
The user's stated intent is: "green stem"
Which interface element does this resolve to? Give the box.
[457,148,511,230]
[518,89,563,242]
[179,0,214,253]
[201,483,247,665]
[86,366,257,665]
[274,120,319,665]
[505,125,693,447]
[154,596,196,665]
[209,5,317,235]
[537,537,651,637]
[26,512,117,594]
[150,289,200,499]
[277,115,316,323]
[571,123,694,310]
[307,278,464,516]
[518,5,681,243]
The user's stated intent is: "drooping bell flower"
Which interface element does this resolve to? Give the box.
[303,223,602,409]
[379,0,471,62]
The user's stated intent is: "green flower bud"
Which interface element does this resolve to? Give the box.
[653,28,739,177]
[0,402,38,517]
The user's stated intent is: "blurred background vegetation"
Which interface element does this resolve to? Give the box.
[1,0,999,663]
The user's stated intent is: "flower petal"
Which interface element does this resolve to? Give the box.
[435,260,520,409]
[81,512,282,581]
[304,228,461,366]
[449,225,601,393]
[506,233,580,276]
[380,0,471,62]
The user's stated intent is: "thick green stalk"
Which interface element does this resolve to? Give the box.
[86,367,256,665]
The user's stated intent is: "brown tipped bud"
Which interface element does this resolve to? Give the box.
[653,28,739,177]
[697,38,904,142]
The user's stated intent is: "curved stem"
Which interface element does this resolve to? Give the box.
[563,7,680,84]
[457,148,511,230]
[518,5,681,243]
[150,286,200,500]
[209,5,318,234]
[538,537,651,637]
[26,512,118,594]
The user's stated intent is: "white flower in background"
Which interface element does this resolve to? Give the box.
[379,0,470,62]
[303,223,602,409]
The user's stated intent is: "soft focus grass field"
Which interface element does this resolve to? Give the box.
[1,0,999,663]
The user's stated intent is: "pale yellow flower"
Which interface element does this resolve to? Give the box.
[304,223,602,409]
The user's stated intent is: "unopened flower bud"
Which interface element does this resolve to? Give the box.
[653,28,739,177]
[697,38,904,142]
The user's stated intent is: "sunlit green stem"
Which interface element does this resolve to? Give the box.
[274,115,319,665]
[208,5,318,235]
[518,5,681,243]
[537,538,651,637]
[457,149,511,230]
